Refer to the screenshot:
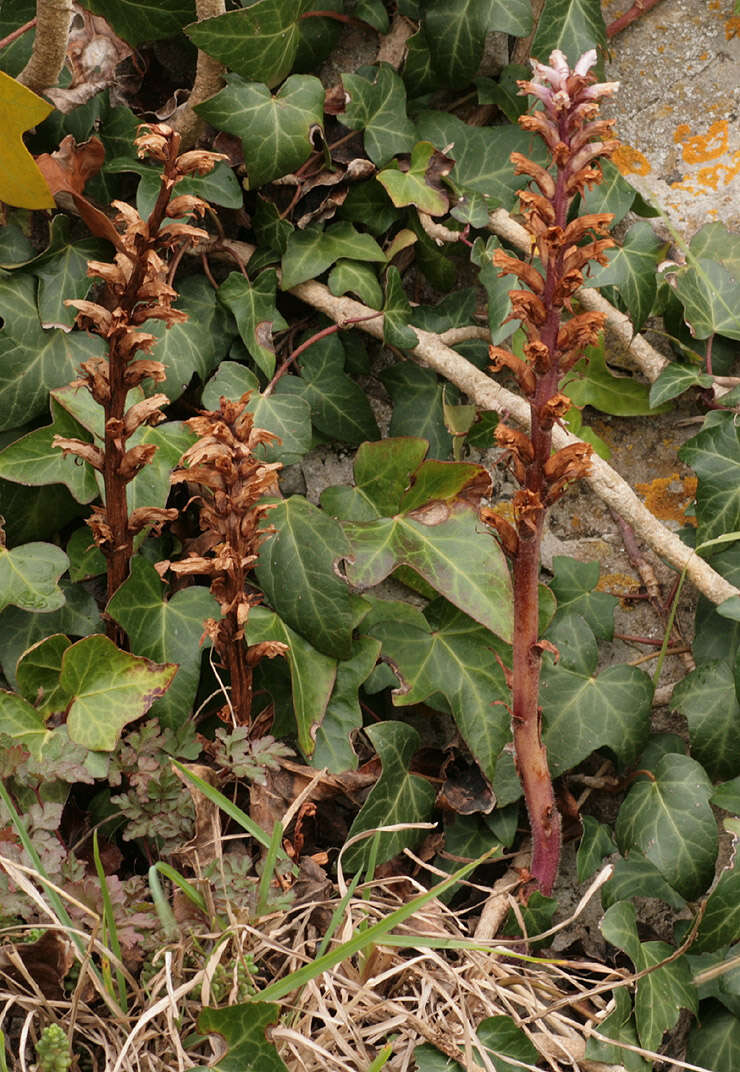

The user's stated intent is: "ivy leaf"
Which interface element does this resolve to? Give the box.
[648,363,713,408]
[0,71,54,209]
[197,1003,288,1072]
[341,503,513,642]
[186,0,309,86]
[475,1016,540,1072]
[0,273,105,431]
[601,901,697,1052]
[217,270,287,379]
[422,0,487,88]
[561,338,666,417]
[602,855,687,910]
[195,75,325,189]
[585,986,649,1072]
[673,258,740,340]
[340,64,416,167]
[416,110,547,210]
[366,600,510,784]
[0,397,98,504]
[577,815,617,882]
[587,222,666,332]
[0,691,53,759]
[530,0,607,65]
[126,422,196,516]
[0,542,68,614]
[78,0,195,46]
[281,222,385,291]
[312,634,381,772]
[541,657,653,777]
[549,556,618,640]
[255,496,355,659]
[483,0,533,36]
[0,581,103,690]
[382,266,419,350]
[247,606,336,757]
[0,1,35,79]
[202,362,312,465]
[671,661,740,781]
[687,1004,740,1072]
[146,275,235,401]
[322,437,430,520]
[328,259,383,309]
[21,215,108,329]
[16,634,70,717]
[66,527,105,583]
[582,159,641,226]
[689,221,740,278]
[691,846,740,954]
[615,754,717,900]
[275,330,380,445]
[343,721,436,872]
[472,236,520,344]
[377,141,451,216]
[679,414,740,547]
[107,557,220,732]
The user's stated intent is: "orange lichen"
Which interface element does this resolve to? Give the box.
[612,143,651,176]
[674,120,728,164]
[727,15,740,38]
[635,474,697,525]
[597,572,642,599]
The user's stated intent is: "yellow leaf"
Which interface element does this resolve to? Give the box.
[0,71,55,210]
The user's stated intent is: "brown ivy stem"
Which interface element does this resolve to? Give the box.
[0,17,36,50]
[264,312,382,396]
[606,0,665,38]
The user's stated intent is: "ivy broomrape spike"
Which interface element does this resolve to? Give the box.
[482,50,619,895]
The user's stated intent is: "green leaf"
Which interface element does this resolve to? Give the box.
[382,265,419,350]
[247,606,336,757]
[544,613,597,675]
[472,236,520,344]
[0,398,97,503]
[147,275,235,401]
[691,848,740,954]
[577,815,617,882]
[354,0,389,32]
[343,721,436,872]
[582,159,639,226]
[687,1003,740,1072]
[281,222,385,291]
[16,633,71,716]
[253,197,294,255]
[121,159,244,217]
[196,74,325,190]
[66,526,106,582]
[585,986,649,1072]
[255,496,355,659]
[648,363,713,408]
[328,259,383,309]
[587,222,666,332]
[673,258,740,340]
[541,657,653,776]
[341,496,513,642]
[679,414,740,547]
[312,634,381,772]
[126,422,196,516]
[671,661,740,780]
[415,110,547,210]
[601,901,697,1052]
[366,600,510,784]
[422,0,487,88]
[0,273,105,431]
[615,754,717,900]
[377,142,451,216]
[61,635,176,751]
[197,1002,288,1072]
[340,64,416,167]
[321,437,430,520]
[202,362,312,465]
[561,338,666,417]
[475,1015,540,1072]
[602,855,687,910]
[413,1045,461,1072]
[107,557,220,731]
[22,215,107,329]
[0,690,53,759]
[549,556,618,640]
[483,0,532,36]
[0,542,68,614]
[530,0,607,64]
[0,580,103,690]
[689,221,740,279]
[185,0,309,86]
[275,330,380,446]
[218,270,287,379]
[78,0,195,46]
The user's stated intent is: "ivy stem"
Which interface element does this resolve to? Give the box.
[264,312,382,396]
[0,17,36,50]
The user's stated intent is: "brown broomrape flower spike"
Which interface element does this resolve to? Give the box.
[170,394,286,725]
[479,49,619,896]
[53,124,225,646]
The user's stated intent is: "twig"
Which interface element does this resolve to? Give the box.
[0,16,36,50]
[606,0,666,38]
[17,0,73,92]
[172,0,226,148]
[192,237,739,608]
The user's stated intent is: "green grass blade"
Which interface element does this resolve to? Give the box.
[93,830,128,1012]
[366,1043,393,1071]
[255,820,284,917]
[148,864,179,940]
[316,871,363,958]
[152,860,209,915]
[254,848,498,1002]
